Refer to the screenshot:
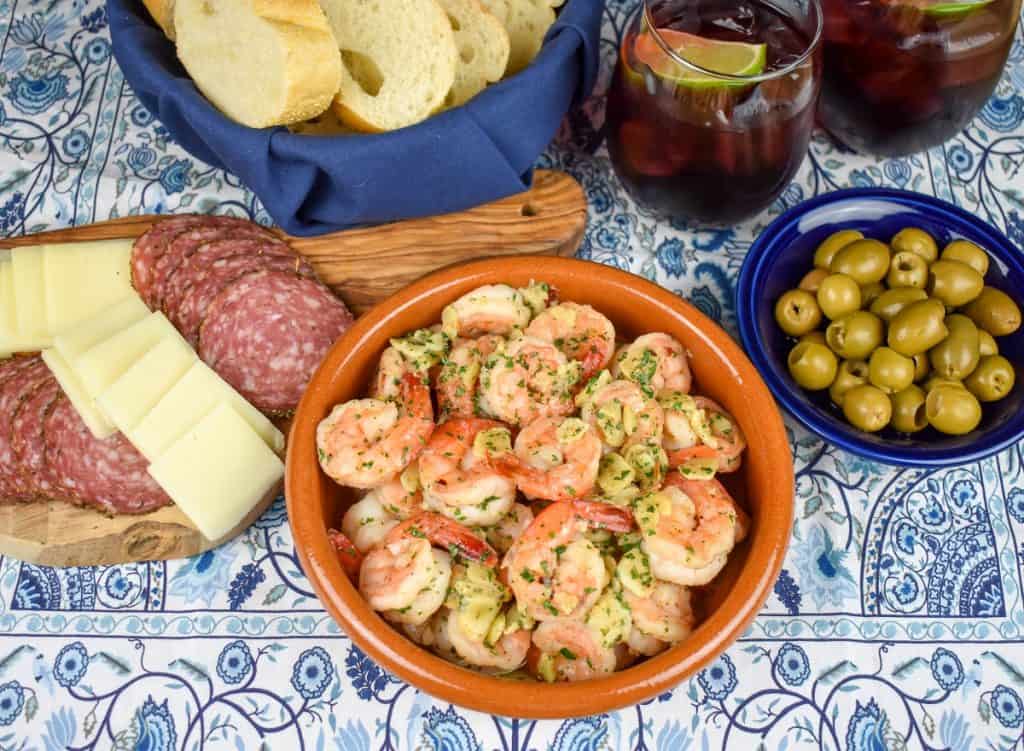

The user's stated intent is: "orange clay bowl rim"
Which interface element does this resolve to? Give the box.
[286,256,794,719]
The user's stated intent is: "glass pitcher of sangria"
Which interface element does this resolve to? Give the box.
[818,0,1021,156]
[606,0,823,225]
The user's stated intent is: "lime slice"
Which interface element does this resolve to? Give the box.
[633,29,767,89]
[923,0,992,15]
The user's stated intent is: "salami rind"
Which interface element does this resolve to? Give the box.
[198,270,354,414]
[176,250,316,345]
[11,374,60,498]
[0,357,50,500]
[45,396,172,514]
[154,224,277,310]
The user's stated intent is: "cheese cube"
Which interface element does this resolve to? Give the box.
[148,403,284,541]
[97,336,197,433]
[53,295,149,363]
[130,360,284,461]
[11,246,49,343]
[41,348,117,439]
[72,312,176,398]
[1,258,45,357]
[44,241,134,336]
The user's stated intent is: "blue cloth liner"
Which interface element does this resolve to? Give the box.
[106,0,603,236]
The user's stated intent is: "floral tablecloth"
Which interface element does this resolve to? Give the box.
[1,0,1023,748]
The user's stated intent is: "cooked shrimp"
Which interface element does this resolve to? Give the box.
[636,479,747,586]
[492,416,602,501]
[327,529,364,582]
[660,392,746,473]
[625,628,668,657]
[580,379,664,450]
[418,418,517,526]
[613,333,692,395]
[621,580,695,645]
[435,335,505,418]
[503,500,634,621]
[477,335,581,426]
[364,473,424,520]
[342,494,400,553]
[530,619,617,682]
[486,503,534,555]
[360,513,498,617]
[317,374,435,489]
[441,608,532,673]
[373,347,413,401]
[383,549,452,625]
[525,302,616,380]
[442,284,532,338]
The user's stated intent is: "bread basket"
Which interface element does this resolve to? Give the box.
[105,0,602,236]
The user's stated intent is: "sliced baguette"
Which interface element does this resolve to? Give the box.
[174,0,342,128]
[479,0,556,76]
[143,0,177,39]
[435,0,510,108]
[320,0,458,133]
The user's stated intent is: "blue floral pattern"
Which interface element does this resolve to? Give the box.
[0,0,1022,747]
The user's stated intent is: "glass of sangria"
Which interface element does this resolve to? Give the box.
[818,0,1021,156]
[606,0,823,225]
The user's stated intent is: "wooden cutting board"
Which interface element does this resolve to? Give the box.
[0,170,586,567]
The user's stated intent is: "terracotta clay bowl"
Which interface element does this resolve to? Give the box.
[287,257,794,719]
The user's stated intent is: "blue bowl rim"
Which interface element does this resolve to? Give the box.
[736,186,1024,468]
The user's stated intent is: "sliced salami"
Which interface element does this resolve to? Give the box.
[153,223,277,310]
[198,270,354,414]
[0,357,50,500]
[131,215,208,306]
[175,249,316,346]
[45,397,172,514]
[11,374,60,498]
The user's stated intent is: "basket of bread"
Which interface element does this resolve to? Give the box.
[106,0,601,235]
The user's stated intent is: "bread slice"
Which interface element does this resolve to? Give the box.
[435,0,510,108]
[174,0,342,128]
[143,0,177,39]
[478,0,556,76]
[319,0,458,133]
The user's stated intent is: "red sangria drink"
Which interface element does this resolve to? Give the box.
[818,0,1020,156]
[606,0,822,225]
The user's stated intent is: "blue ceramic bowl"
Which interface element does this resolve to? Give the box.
[737,188,1024,467]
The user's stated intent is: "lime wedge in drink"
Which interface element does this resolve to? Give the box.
[922,0,993,15]
[633,29,767,89]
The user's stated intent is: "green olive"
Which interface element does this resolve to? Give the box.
[799,268,830,293]
[869,287,928,322]
[912,352,930,383]
[787,342,839,390]
[775,289,823,337]
[923,376,965,393]
[860,282,886,308]
[800,331,828,347]
[814,229,863,269]
[829,359,869,407]
[817,274,862,320]
[890,385,928,433]
[964,355,1016,402]
[962,286,1022,336]
[868,347,915,394]
[888,299,949,356]
[941,239,989,276]
[891,227,938,263]
[927,259,984,308]
[842,384,893,432]
[826,311,884,360]
[926,385,982,435]
[886,251,929,289]
[830,239,891,285]
[929,314,980,381]
[978,329,999,357]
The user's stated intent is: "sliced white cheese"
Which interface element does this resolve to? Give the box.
[97,335,197,433]
[71,311,175,398]
[10,246,50,344]
[1,258,45,357]
[53,295,150,363]
[148,403,284,541]
[41,348,117,439]
[75,239,134,318]
[43,244,86,335]
[44,241,134,336]
[130,360,284,462]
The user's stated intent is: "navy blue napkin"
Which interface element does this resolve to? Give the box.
[106,0,604,236]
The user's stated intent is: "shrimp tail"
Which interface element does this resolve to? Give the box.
[399,372,433,418]
[569,499,635,533]
[328,529,364,582]
[403,512,500,567]
[665,444,719,467]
